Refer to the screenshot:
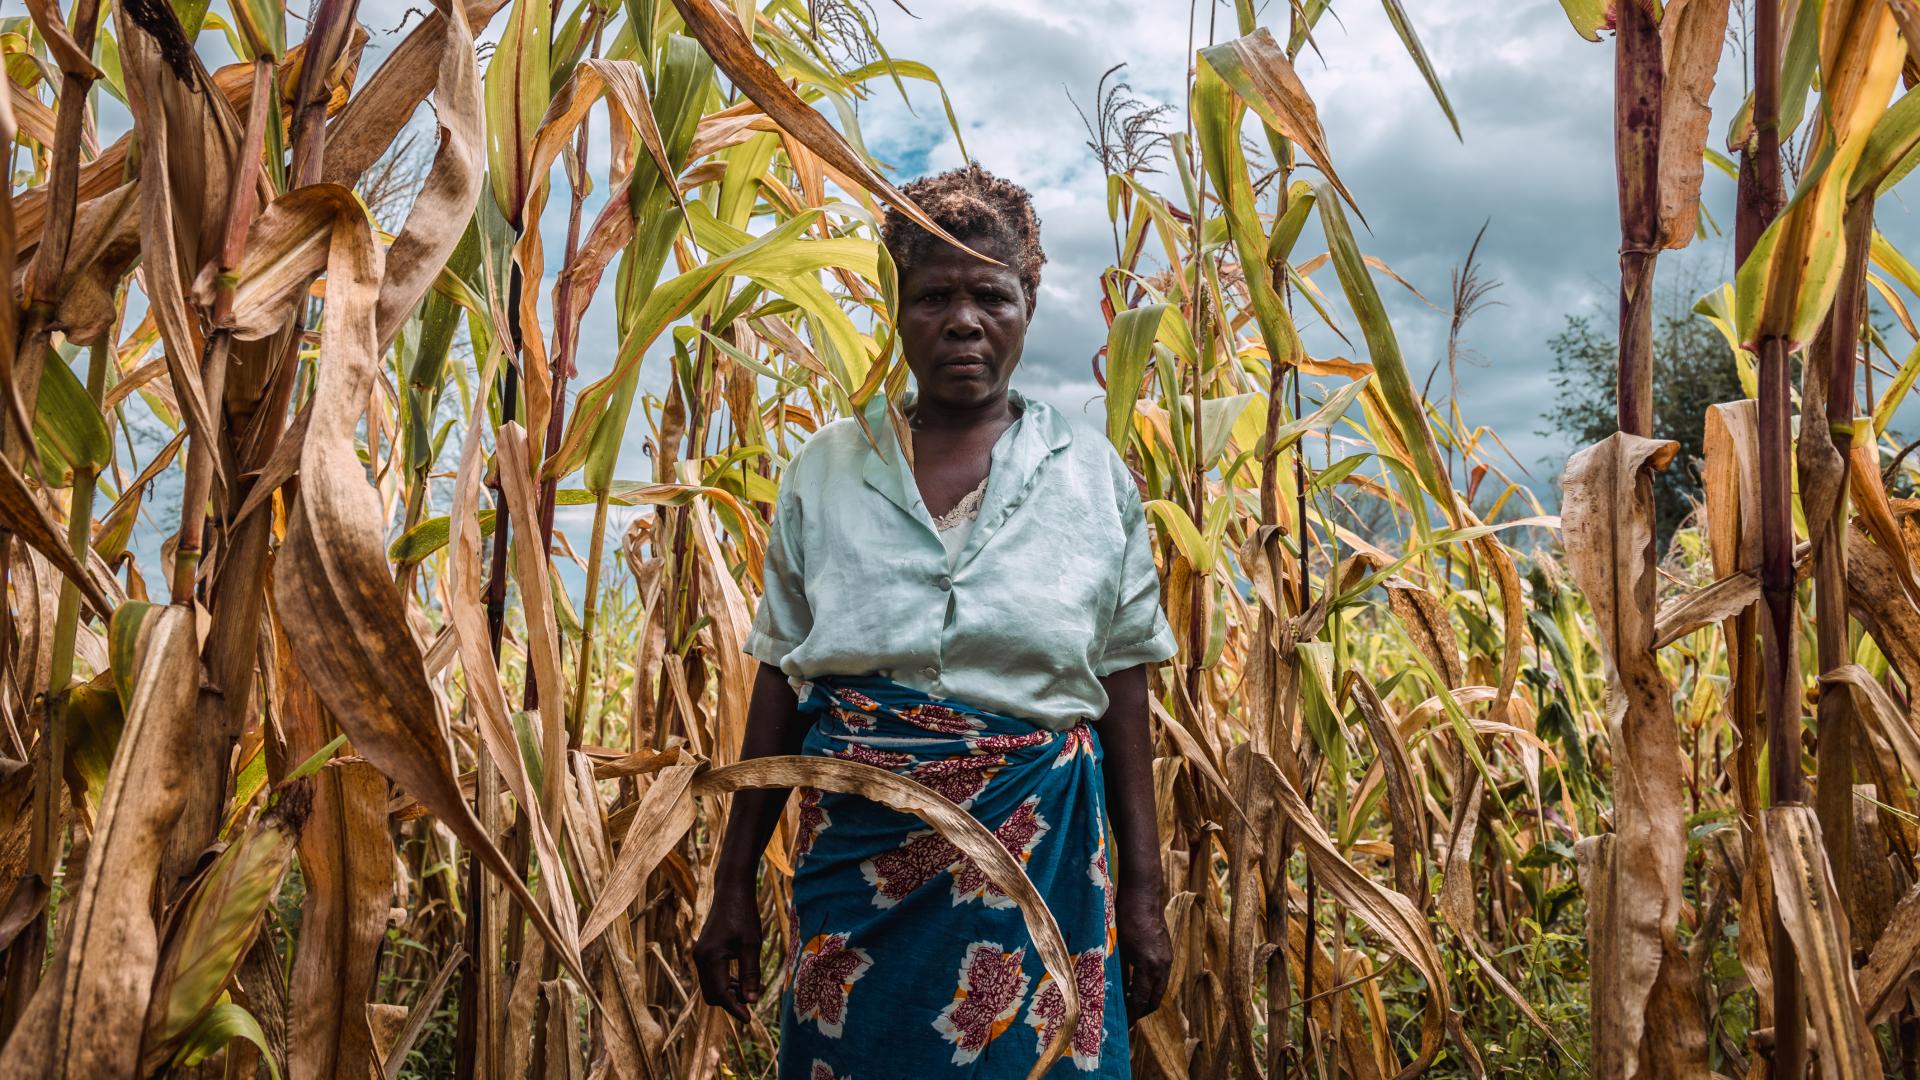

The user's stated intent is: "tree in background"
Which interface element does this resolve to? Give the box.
[1541,296,1744,543]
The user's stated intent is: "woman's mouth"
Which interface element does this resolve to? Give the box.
[940,359,989,377]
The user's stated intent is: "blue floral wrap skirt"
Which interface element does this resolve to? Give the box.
[776,674,1132,1078]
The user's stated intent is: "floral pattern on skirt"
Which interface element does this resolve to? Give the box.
[777,674,1132,1078]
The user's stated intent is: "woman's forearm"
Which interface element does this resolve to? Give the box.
[712,662,809,892]
[1097,664,1165,909]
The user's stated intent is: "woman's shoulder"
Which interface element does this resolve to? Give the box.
[1056,424,1144,510]
[775,415,870,487]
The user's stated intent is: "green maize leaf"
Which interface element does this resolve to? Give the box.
[1317,183,1456,522]
[1736,144,1851,348]
[1199,28,1361,216]
[1554,0,1608,40]
[1104,305,1167,450]
[713,466,780,507]
[623,0,658,66]
[842,57,970,161]
[1181,392,1257,471]
[390,490,613,565]
[225,0,282,59]
[1725,0,1821,151]
[62,676,123,819]
[392,512,493,566]
[1268,375,1373,461]
[1192,59,1305,372]
[1203,575,1230,669]
[1876,338,1920,435]
[698,444,768,482]
[1855,89,1920,197]
[285,732,349,782]
[92,30,126,102]
[583,368,642,495]
[549,210,822,479]
[221,738,267,838]
[1265,180,1316,268]
[172,0,212,41]
[1377,0,1460,138]
[405,220,480,476]
[1691,282,1757,397]
[1146,497,1233,575]
[700,328,797,387]
[108,600,162,711]
[171,1001,281,1080]
[1118,173,1191,271]
[1309,452,1372,494]
[685,200,881,279]
[549,0,601,93]
[33,350,109,487]
[717,131,780,228]
[1870,231,1920,298]
[1145,499,1208,573]
[515,709,546,799]
[485,0,554,225]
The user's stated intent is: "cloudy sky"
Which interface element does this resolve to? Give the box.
[840,0,1751,480]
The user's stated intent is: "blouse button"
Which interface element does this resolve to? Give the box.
[936,575,952,591]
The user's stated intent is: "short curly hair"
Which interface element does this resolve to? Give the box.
[882,163,1046,302]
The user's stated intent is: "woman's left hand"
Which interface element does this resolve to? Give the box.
[1114,890,1173,1023]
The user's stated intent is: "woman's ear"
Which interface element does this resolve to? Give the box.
[1023,283,1038,322]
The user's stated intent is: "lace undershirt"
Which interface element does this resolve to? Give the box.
[908,399,1018,570]
[933,473,988,570]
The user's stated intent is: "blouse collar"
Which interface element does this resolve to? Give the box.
[858,385,1074,563]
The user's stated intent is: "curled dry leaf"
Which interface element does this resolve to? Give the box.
[277,612,391,1080]
[1822,664,1920,807]
[579,762,698,946]
[320,0,513,187]
[1560,433,1709,1077]
[0,451,116,619]
[116,0,241,495]
[1382,577,1462,689]
[372,0,483,355]
[666,0,989,262]
[1765,805,1881,1078]
[495,422,585,935]
[1656,0,1732,247]
[263,184,585,987]
[1230,743,1450,1080]
[1346,674,1427,904]
[1861,879,1920,1025]
[0,604,197,1078]
[1847,519,1920,686]
[1652,568,1763,649]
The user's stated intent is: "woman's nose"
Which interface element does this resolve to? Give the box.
[945,300,985,335]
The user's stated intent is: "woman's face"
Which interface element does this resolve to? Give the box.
[896,233,1034,413]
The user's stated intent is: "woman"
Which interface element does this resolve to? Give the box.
[694,163,1178,1077]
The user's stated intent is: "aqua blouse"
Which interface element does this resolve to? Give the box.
[743,385,1180,731]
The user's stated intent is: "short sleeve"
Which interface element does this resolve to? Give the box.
[1093,473,1179,676]
[745,469,812,670]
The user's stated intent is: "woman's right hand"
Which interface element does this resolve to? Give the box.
[693,881,763,1023]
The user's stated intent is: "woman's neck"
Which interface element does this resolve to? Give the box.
[906,393,1021,433]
